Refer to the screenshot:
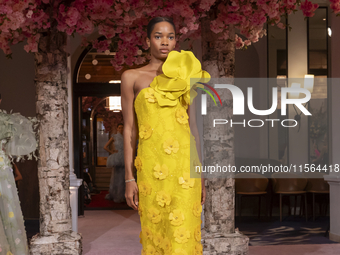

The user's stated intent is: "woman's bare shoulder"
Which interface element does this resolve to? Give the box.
[121,66,150,84]
[121,69,137,85]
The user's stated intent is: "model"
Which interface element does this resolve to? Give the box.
[121,17,209,254]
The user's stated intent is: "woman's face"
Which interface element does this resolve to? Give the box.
[147,21,176,59]
[117,125,124,134]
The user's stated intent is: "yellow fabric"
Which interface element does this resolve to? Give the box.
[134,50,208,255]
[150,50,210,108]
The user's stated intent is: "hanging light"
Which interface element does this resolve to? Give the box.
[92,59,98,65]
[85,74,91,80]
[109,80,121,84]
[328,27,332,37]
[109,96,122,112]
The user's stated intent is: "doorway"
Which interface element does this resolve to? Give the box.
[73,38,146,215]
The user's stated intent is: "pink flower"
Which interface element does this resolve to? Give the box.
[227,13,244,24]
[135,56,146,65]
[299,0,319,17]
[229,1,240,12]
[125,55,136,66]
[241,4,253,16]
[93,39,111,53]
[210,18,225,34]
[7,11,26,31]
[199,0,216,11]
[0,5,13,15]
[287,0,297,4]
[65,7,80,27]
[277,23,286,29]
[180,27,189,34]
[235,34,244,49]
[26,10,33,18]
[23,34,40,53]
[78,18,94,35]
[330,3,340,14]
[218,30,230,40]
[244,40,251,46]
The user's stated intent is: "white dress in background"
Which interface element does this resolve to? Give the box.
[0,111,38,255]
[105,133,126,203]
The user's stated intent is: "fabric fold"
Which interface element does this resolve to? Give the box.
[150,50,211,108]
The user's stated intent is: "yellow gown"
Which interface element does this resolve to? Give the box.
[134,50,210,255]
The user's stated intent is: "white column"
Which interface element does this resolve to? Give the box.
[325,11,340,242]
[287,10,309,168]
[67,36,83,232]
[70,172,82,232]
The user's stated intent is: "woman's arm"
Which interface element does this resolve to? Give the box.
[121,69,139,210]
[13,163,23,181]
[104,137,116,154]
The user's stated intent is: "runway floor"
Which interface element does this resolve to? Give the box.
[78,210,340,255]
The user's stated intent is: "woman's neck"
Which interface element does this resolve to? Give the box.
[149,56,165,74]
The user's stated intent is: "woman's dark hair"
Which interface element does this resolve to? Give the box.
[117,123,124,128]
[147,17,176,39]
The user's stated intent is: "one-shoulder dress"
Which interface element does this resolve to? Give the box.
[133,50,210,255]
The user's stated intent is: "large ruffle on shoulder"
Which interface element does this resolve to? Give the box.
[150,50,211,108]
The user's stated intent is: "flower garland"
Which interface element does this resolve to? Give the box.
[1,0,338,70]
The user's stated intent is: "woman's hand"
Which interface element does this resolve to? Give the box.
[201,178,206,205]
[125,181,139,210]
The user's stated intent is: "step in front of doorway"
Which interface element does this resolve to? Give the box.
[95,167,112,190]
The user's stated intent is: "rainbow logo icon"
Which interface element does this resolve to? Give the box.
[196,82,223,106]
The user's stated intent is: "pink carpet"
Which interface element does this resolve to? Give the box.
[78,210,340,255]
[78,210,142,255]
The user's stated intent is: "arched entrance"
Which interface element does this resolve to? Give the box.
[72,37,146,215]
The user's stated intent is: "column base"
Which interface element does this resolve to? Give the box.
[202,229,249,255]
[329,231,340,243]
[29,231,82,255]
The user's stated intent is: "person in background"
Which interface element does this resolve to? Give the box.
[313,133,329,166]
[12,162,23,188]
[104,123,126,203]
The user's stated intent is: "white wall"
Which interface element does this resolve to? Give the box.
[0,42,35,117]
